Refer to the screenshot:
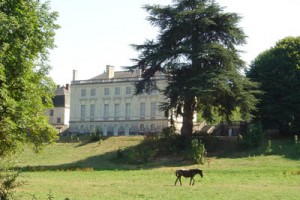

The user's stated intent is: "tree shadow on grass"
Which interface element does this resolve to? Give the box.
[15,136,299,172]
[15,137,194,172]
[204,136,300,160]
[15,148,192,172]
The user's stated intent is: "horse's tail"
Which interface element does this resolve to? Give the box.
[175,170,180,177]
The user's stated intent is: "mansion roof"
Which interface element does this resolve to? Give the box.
[90,70,138,80]
[72,65,166,85]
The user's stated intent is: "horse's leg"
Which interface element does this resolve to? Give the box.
[175,177,179,185]
[190,175,196,186]
[179,177,182,186]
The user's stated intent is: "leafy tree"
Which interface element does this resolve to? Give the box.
[247,36,300,134]
[128,0,259,138]
[0,0,60,157]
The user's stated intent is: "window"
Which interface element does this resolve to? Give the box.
[139,124,145,132]
[126,87,131,95]
[103,125,107,136]
[104,104,109,120]
[90,104,95,120]
[150,124,155,132]
[115,87,120,95]
[104,88,109,96]
[80,125,85,133]
[57,117,61,124]
[81,89,86,97]
[125,103,131,120]
[80,105,86,120]
[151,102,156,119]
[49,109,54,116]
[140,103,145,120]
[125,124,130,136]
[114,104,120,120]
[90,125,95,132]
[113,124,119,136]
[91,88,96,96]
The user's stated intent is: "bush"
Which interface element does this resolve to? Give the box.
[0,161,23,200]
[191,140,206,165]
[157,133,192,156]
[161,126,176,138]
[239,123,264,149]
[89,130,102,142]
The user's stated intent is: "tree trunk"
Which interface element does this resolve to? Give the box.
[181,98,195,139]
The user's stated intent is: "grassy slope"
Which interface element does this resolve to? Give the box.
[13,136,300,200]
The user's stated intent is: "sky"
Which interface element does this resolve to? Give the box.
[45,0,300,85]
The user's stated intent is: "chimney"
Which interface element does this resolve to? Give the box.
[106,65,114,79]
[73,69,78,81]
[66,84,70,91]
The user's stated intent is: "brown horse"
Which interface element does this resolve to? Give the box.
[175,169,203,186]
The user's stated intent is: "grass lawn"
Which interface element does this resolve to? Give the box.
[11,136,300,199]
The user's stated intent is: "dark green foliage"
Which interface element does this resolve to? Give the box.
[89,130,102,142]
[159,127,190,155]
[116,136,159,165]
[115,133,193,164]
[161,126,176,138]
[0,0,60,157]
[247,36,300,134]
[115,132,206,164]
[264,138,300,160]
[238,123,264,149]
[127,0,259,138]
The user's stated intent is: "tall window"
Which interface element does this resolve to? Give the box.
[49,109,54,116]
[113,124,119,136]
[90,88,96,96]
[151,102,156,119]
[104,88,109,96]
[126,86,131,95]
[90,104,95,120]
[150,124,155,132]
[90,125,95,132]
[81,89,86,97]
[115,87,120,95]
[125,103,131,120]
[103,125,107,136]
[139,124,145,133]
[80,125,85,133]
[80,105,86,120]
[114,104,120,120]
[140,102,145,120]
[125,124,130,136]
[104,104,109,120]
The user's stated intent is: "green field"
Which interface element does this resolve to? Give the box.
[11,136,300,199]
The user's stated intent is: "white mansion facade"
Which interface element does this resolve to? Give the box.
[69,65,183,136]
